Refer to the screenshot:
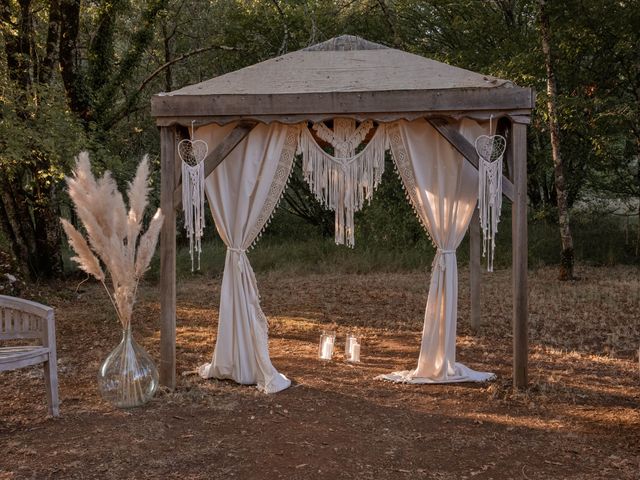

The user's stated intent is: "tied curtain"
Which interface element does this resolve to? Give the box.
[383,118,495,383]
[196,122,298,393]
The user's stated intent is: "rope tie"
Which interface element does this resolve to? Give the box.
[434,249,456,271]
[227,247,247,272]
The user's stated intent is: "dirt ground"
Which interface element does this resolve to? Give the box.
[1,265,639,479]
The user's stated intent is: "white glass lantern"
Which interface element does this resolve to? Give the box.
[318,330,336,361]
[345,333,361,363]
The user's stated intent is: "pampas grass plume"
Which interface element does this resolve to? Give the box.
[135,209,164,278]
[60,219,105,281]
[61,152,163,329]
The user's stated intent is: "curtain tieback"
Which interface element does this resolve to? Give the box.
[227,247,247,272]
[434,249,456,271]
[226,247,263,312]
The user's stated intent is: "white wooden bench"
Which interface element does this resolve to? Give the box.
[0,295,59,417]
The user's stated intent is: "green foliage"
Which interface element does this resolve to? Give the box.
[141,208,636,281]
[355,155,426,249]
[1,0,639,279]
[0,83,86,183]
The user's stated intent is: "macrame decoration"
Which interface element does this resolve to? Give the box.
[297,118,388,247]
[475,123,507,272]
[178,122,209,271]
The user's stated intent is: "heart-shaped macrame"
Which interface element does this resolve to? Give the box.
[475,135,506,163]
[475,133,507,273]
[178,138,208,166]
[178,137,208,272]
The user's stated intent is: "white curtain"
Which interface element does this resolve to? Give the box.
[383,118,495,383]
[196,122,298,393]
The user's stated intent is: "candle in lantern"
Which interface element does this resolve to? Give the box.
[345,334,354,361]
[349,341,361,363]
[322,338,332,359]
[345,333,361,363]
[318,331,335,361]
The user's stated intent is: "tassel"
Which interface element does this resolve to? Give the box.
[182,160,206,271]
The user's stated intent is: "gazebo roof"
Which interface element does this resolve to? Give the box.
[151,35,534,125]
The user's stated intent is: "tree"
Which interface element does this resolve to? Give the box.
[538,0,576,280]
[562,0,640,254]
[0,0,84,278]
[1,0,637,280]
[0,0,171,278]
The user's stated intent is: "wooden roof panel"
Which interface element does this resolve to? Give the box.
[167,49,511,96]
[151,35,533,120]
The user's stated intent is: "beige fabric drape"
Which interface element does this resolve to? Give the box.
[196,122,298,393]
[383,118,495,383]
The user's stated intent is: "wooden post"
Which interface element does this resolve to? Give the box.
[160,126,177,389]
[511,121,528,389]
[469,208,481,332]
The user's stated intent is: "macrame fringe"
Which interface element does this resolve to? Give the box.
[181,160,205,271]
[297,122,388,247]
[478,154,503,272]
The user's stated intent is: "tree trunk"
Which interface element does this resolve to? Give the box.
[39,0,61,84]
[32,172,64,278]
[539,0,576,280]
[162,23,173,91]
[0,177,33,271]
[59,0,91,122]
[636,136,640,257]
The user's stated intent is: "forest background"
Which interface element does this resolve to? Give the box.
[1,0,638,283]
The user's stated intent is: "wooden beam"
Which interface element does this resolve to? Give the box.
[427,118,515,202]
[173,121,258,209]
[154,109,533,127]
[469,208,481,332]
[160,126,177,389]
[511,121,528,389]
[151,87,535,118]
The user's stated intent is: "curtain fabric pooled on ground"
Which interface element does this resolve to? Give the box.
[383,118,495,383]
[196,122,298,393]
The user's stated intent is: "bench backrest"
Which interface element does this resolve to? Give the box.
[0,295,54,342]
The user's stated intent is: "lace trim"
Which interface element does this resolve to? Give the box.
[387,123,436,249]
[246,124,300,249]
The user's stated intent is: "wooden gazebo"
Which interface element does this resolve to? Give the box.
[150,35,534,390]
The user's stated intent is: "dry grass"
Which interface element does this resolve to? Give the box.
[0,264,638,479]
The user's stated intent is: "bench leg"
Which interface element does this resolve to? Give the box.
[43,356,59,417]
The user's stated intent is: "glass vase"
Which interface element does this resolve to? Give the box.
[97,324,159,408]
